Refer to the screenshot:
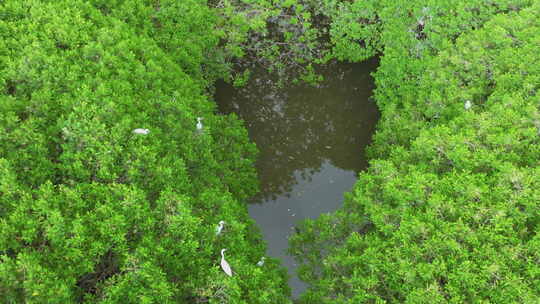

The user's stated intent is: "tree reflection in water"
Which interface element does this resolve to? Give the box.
[215,58,379,201]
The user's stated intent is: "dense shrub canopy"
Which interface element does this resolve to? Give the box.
[290,1,540,303]
[0,1,291,303]
[2,0,539,302]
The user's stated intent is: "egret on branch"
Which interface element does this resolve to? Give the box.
[196,117,203,133]
[132,128,150,135]
[256,257,266,267]
[220,249,233,277]
[464,100,472,110]
[216,220,226,236]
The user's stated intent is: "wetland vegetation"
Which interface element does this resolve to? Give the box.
[1,0,539,303]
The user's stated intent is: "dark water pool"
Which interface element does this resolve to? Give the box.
[215,58,379,298]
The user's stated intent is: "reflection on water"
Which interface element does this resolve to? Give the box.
[248,161,360,297]
[215,58,379,298]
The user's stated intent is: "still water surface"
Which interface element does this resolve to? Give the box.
[215,58,379,298]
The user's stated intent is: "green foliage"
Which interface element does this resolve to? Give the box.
[211,0,535,84]
[211,0,342,83]
[210,0,535,85]
[290,2,540,303]
[0,0,291,302]
[3,0,539,302]
[364,0,535,157]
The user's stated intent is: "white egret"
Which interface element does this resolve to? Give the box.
[220,249,233,277]
[132,128,150,135]
[464,100,472,110]
[256,257,265,267]
[196,117,203,133]
[216,220,226,236]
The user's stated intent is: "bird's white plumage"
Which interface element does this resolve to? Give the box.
[133,128,150,135]
[256,257,265,267]
[464,100,472,110]
[196,117,203,131]
[220,249,233,277]
[216,220,225,236]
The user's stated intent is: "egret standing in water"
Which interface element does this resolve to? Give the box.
[216,220,226,236]
[132,128,150,135]
[256,257,266,267]
[220,249,233,277]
